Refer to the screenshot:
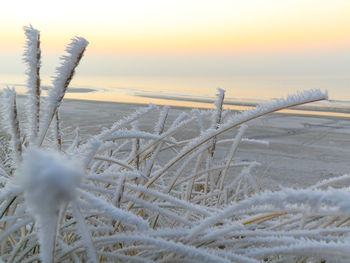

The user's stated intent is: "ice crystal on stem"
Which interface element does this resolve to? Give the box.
[23,25,41,142]
[37,37,88,146]
[1,88,22,164]
[3,26,347,263]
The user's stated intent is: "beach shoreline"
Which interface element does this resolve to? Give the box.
[31,97,350,189]
[5,96,349,190]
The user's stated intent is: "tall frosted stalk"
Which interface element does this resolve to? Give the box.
[209,88,225,157]
[23,25,41,142]
[37,37,88,146]
[1,88,22,163]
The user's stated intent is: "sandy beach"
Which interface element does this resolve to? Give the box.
[15,97,347,190]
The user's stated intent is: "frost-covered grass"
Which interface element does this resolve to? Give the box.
[1,26,350,263]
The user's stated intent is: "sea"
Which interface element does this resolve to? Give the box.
[1,73,350,118]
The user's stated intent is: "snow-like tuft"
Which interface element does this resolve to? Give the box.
[15,147,82,216]
[13,148,83,262]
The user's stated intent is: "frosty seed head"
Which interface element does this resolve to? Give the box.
[15,147,82,216]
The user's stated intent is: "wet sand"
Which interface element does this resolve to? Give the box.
[16,97,350,189]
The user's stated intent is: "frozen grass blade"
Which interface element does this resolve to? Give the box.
[37,37,88,146]
[188,188,350,240]
[3,26,347,262]
[97,104,157,140]
[23,25,41,142]
[217,124,248,205]
[94,234,244,263]
[145,89,328,188]
[209,88,225,157]
[77,189,149,231]
[1,88,22,163]
[54,111,62,151]
[72,203,98,263]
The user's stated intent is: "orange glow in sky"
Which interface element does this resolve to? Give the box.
[1,0,349,104]
[0,0,349,55]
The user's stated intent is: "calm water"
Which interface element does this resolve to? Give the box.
[1,73,350,117]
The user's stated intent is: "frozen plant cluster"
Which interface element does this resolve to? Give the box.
[1,26,350,263]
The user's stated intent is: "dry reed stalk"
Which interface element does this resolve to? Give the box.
[125,95,326,215]
[322,216,340,229]
[216,125,248,206]
[336,217,350,227]
[23,25,41,141]
[114,174,127,210]
[55,111,62,151]
[209,89,225,157]
[186,152,205,201]
[93,156,134,170]
[135,117,196,160]
[46,50,84,138]
[143,107,170,177]
[166,143,209,194]
[34,34,41,138]
[172,163,248,188]
[205,90,225,198]
[136,139,140,170]
[58,51,84,105]
[38,40,87,146]
[144,144,162,178]
[4,91,23,163]
[13,96,22,161]
[242,212,288,225]
[144,95,327,189]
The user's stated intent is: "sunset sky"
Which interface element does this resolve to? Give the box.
[0,0,349,102]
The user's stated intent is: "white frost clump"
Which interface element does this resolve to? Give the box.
[14,148,82,262]
[15,147,82,216]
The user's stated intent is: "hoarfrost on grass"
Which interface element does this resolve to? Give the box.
[23,25,41,141]
[3,25,350,263]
